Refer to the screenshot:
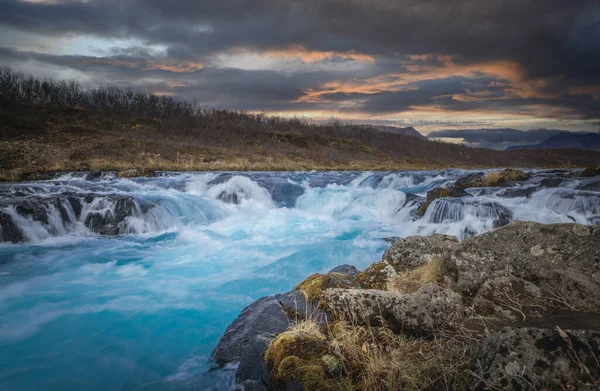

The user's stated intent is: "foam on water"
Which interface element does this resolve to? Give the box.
[0,170,598,390]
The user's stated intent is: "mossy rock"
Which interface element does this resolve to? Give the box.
[357,260,397,289]
[266,331,338,390]
[295,272,359,302]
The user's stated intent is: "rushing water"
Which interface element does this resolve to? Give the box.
[0,170,599,390]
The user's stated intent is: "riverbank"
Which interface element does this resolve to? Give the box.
[3,101,600,182]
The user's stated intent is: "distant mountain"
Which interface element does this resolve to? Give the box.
[373,125,428,140]
[506,132,600,151]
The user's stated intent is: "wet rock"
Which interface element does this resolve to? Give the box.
[383,234,458,273]
[86,170,102,181]
[15,199,49,225]
[83,195,146,235]
[497,186,539,198]
[578,178,600,192]
[469,327,600,390]
[269,183,305,208]
[446,222,600,311]
[357,260,398,289]
[416,186,469,217]
[0,211,24,243]
[539,177,565,188]
[212,296,291,366]
[324,284,463,336]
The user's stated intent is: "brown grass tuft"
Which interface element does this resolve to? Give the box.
[387,256,445,294]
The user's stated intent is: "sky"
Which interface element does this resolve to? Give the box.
[0,0,599,148]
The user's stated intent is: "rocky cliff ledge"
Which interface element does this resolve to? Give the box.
[213,221,600,390]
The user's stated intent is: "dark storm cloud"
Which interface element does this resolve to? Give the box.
[0,0,599,135]
[427,128,568,149]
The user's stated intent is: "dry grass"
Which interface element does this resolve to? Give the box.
[480,171,503,187]
[387,257,445,294]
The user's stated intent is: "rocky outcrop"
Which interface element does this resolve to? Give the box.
[445,222,600,311]
[215,221,600,390]
[580,165,600,177]
[324,284,463,335]
[116,167,156,178]
[469,327,600,390]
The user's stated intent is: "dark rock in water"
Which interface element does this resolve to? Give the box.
[539,177,565,188]
[469,327,600,390]
[0,211,24,243]
[235,335,271,385]
[212,296,290,366]
[454,172,485,189]
[446,222,600,311]
[424,199,512,229]
[208,173,234,186]
[232,380,268,391]
[328,264,360,276]
[86,170,102,181]
[83,195,145,235]
[416,186,468,217]
[497,186,539,198]
[578,178,600,192]
[15,199,49,225]
[269,183,304,208]
[383,234,458,273]
[324,284,463,335]
[217,190,241,204]
[383,236,400,244]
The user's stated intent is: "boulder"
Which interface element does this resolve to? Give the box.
[445,222,600,311]
[469,327,600,390]
[15,199,49,225]
[324,284,463,336]
[383,234,458,273]
[454,172,485,189]
[212,296,291,366]
[116,167,155,178]
[539,177,565,188]
[455,169,530,189]
[357,260,398,289]
[0,210,24,243]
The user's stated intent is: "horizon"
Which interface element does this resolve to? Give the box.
[1,0,599,148]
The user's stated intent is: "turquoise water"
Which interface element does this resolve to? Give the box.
[0,170,597,390]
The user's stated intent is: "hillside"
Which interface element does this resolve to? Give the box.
[507,131,600,151]
[1,67,600,180]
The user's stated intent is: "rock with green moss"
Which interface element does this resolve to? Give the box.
[383,234,458,274]
[294,272,359,302]
[357,260,397,289]
[266,330,337,391]
[469,327,600,390]
[580,165,600,177]
[324,284,463,336]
